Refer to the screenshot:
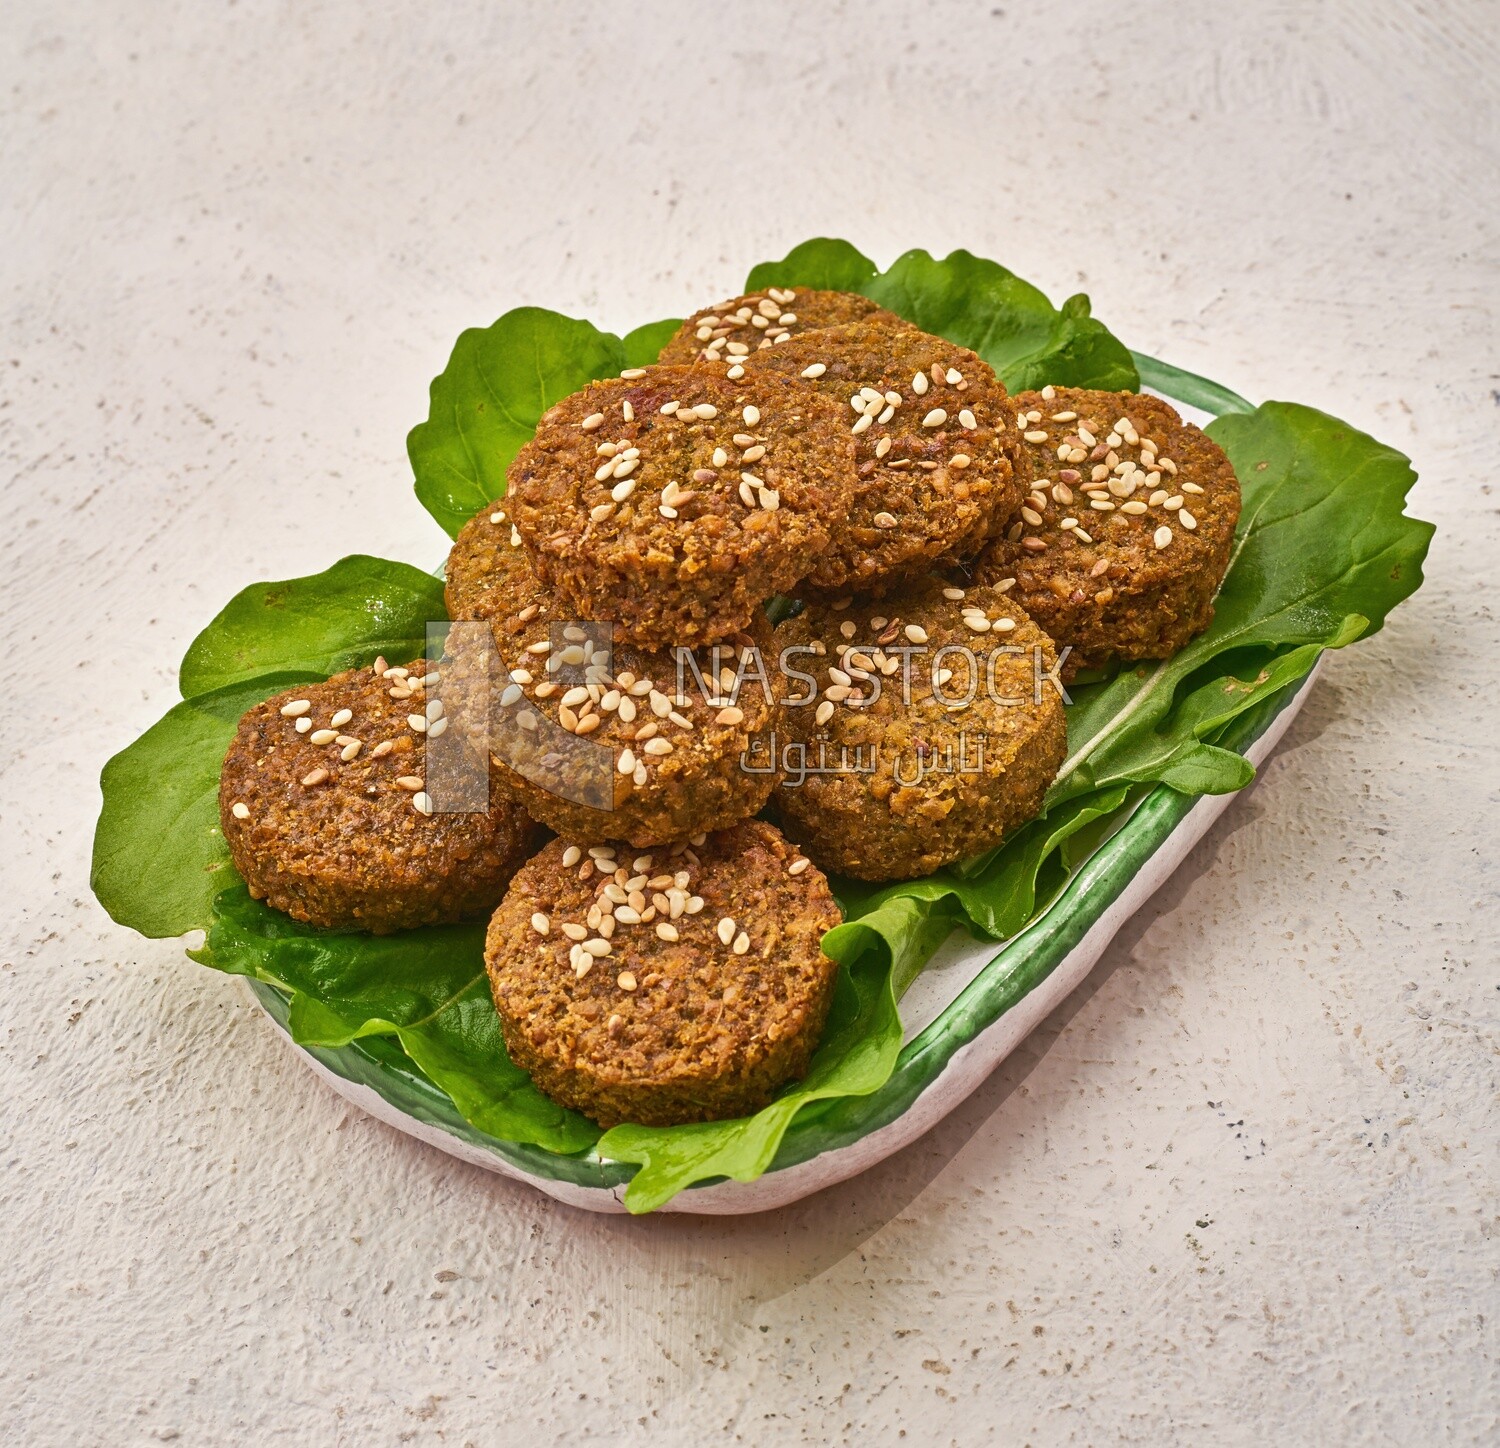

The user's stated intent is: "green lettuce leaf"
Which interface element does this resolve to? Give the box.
[621,317,682,368]
[408,307,631,539]
[91,671,323,938]
[744,239,1138,392]
[179,555,446,696]
[745,237,879,294]
[194,886,598,1153]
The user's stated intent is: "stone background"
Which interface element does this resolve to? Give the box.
[3,2,1494,1443]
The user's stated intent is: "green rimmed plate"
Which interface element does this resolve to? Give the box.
[240,360,1306,1214]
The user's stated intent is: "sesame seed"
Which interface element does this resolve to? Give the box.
[1180,509,1198,530]
[1021,507,1044,526]
[231,802,250,820]
[726,365,744,379]
[912,371,929,396]
[1181,480,1204,494]
[873,511,898,529]
[1090,557,1111,578]
[1074,529,1093,544]
[530,912,551,936]
[692,403,717,420]
[617,749,637,776]
[904,624,928,644]
[715,706,744,726]
[1023,430,1049,443]
[716,916,736,946]
[581,412,605,431]
[300,767,328,787]
[1154,525,1173,550]
[393,775,423,791]
[993,617,1016,633]
[741,443,766,463]
[1121,500,1148,515]
[340,740,362,762]
[946,368,962,385]
[742,405,761,425]
[815,700,834,725]
[280,699,311,718]
[407,713,428,733]
[622,400,634,422]
[561,845,582,868]
[655,923,680,943]
[922,408,948,428]
[732,931,750,956]
[958,409,977,430]
[851,413,872,436]
[800,363,827,378]
[411,791,433,816]
[788,857,810,876]
[616,971,637,992]
[964,616,991,633]
[620,368,647,379]
[309,728,337,745]
[610,479,636,503]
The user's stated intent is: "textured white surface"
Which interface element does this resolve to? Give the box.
[3,2,1495,1443]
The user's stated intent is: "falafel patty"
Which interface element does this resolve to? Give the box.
[485,820,842,1128]
[735,321,1023,594]
[657,287,900,366]
[445,512,779,847]
[219,664,539,933]
[973,387,1241,677]
[773,576,1067,881]
[505,366,854,649]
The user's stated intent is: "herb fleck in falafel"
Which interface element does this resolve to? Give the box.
[485,820,841,1128]
[657,287,901,366]
[445,515,779,847]
[773,576,1066,881]
[505,365,854,649]
[973,387,1241,677]
[219,663,539,933]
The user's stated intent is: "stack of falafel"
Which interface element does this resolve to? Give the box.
[218,286,1241,1128]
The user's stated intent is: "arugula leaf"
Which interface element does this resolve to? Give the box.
[195,886,599,1153]
[91,672,323,938]
[743,240,1138,392]
[179,555,447,696]
[408,307,629,539]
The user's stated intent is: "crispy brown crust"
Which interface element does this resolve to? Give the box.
[219,665,539,933]
[485,821,842,1128]
[506,366,855,649]
[729,321,1023,594]
[772,576,1067,880]
[972,388,1241,678]
[445,519,779,846]
[657,287,901,365]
